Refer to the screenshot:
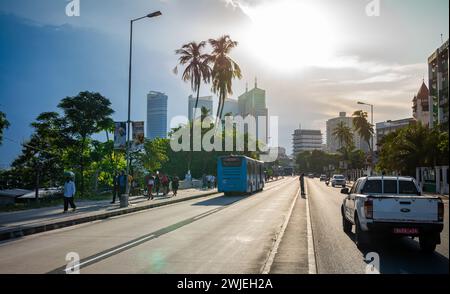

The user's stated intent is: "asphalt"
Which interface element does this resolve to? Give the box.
[0,177,447,274]
[0,178,298,274]
[306,178,449,274]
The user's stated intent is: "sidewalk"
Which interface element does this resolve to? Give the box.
[0,188,218,241]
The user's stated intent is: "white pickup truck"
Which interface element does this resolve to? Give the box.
[341,176,444,253]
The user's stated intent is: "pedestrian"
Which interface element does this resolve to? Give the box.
[161,173,170,196]
[300,173,306,196]
[147,174,155,200]
[154,173,161,197]
[111,173,119,204]
[172,176,179,197]
[63,175,77,213]
[118,171,126,198]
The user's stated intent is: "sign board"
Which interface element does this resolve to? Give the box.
[114,122,127,150]
[132,121,145,151]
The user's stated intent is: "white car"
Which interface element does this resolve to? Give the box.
[341,176,444,252]
[331,175,346,187]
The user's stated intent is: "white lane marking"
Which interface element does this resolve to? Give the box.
[64,234,156,273]
[305,182,318,274]
[261,184,300,274]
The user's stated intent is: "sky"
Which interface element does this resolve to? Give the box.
[0,0,449,167]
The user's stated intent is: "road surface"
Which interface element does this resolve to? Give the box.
[0,177,447,274]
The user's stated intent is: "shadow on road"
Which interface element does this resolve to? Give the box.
[345,231,449,274]
[192,195,248,207]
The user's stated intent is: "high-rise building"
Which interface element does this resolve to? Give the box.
[292,127,323,156]
[428,39,449,131]
[326,112,369,153]
[412,81,430,126]
[146,91,168,140]
[237,79,269,144]
[376,118,415,144]
[188,95,213,121]
[222,98,240,118]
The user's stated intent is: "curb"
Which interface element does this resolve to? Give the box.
[0,191,219,242]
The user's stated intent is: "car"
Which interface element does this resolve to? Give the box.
[341,176,444,252]
[308,173,315,179]
[320,175,327,181]
[331,175,346,187]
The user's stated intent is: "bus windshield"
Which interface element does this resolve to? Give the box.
[222,157,243,167]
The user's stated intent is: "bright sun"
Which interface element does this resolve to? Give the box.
[242,0,337,72]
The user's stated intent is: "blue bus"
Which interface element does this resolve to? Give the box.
[217,156,265,195]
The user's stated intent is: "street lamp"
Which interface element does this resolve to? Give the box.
[124,11,162,208]
[357,101,374,176]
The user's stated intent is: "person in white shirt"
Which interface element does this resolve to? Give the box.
[63,176,77,213]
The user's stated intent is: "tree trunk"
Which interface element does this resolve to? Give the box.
[79,136,86,197]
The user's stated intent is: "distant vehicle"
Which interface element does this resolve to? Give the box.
[320,175,327,181]
[341,176,444,252]
[217,156,265,196]
[331,175,346,187]
[308,173,315,179]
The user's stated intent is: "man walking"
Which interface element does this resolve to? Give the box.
[63,175,77,213]
[300,173,306,196]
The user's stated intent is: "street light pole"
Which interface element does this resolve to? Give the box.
[357,101,374,176]
[124,11,162,207]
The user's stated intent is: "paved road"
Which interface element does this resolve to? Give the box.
[307,178,449,274]
[0,177,447,274]
[0,178,298,274]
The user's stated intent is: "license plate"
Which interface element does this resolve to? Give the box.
[393,228,419,235]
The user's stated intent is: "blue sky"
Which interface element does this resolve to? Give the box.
[0,0,449,166]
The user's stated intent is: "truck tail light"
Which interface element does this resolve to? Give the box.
[364,199,373,219]
[438,201,444,222]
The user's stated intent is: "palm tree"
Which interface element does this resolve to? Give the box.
[174,41,211,120]
[200,106,211,122]
[208,35,242,124]
[0,111,10,146]
[332,121,354,149]
[353,110,374,152]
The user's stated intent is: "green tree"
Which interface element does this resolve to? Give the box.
[0,111,10,145]
[208,35,242,121]
[377,123,449,176]
[352,110,374,152]
[11,112,70,189]
[58,92,114,196]
[174,41,211,119]
[332,121,353,149]
[139,138,169,174]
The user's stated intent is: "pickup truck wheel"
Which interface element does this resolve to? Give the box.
[355,216,370,249]
[342,206,352,234]
[419,234,437,253]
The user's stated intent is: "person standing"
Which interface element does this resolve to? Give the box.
[147,174,155,200]
[63,176,77,213]
[154,173,161,197]
[172,176,179,197]
[111,173,119,204]
[300,173,306,196]
[118,171,126,197]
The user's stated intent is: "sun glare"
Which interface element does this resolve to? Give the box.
[242,0,337,72]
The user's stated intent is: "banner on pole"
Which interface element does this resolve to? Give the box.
[132,121,145,151]
[114,122,127,150]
